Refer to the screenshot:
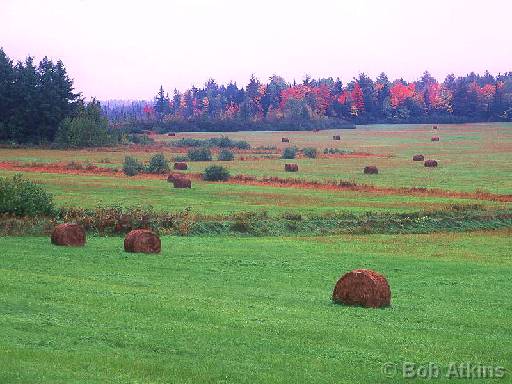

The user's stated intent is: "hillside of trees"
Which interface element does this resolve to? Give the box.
[105,71,512,132]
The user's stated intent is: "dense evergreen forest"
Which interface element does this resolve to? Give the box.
[1,46,512,145]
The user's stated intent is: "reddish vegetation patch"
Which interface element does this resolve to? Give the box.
[0,161,119,176]
[424,159,438,167]
[363,165,379,174]
[332,269,391,308]
[412,154,425,161]
[51,223,86,246]
[320,152,391,159]
[284,163,298,172]
[174,162,188,170]
[124,229,161,253]
[227,174,512,202]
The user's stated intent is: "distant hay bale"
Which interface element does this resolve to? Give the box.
[333,135,341,140]
[412,154,424,161]
[424,159,438,167]
[332,269,391,308]
[284,163,298,172]
[281,137,290,143]
[124,229,161,254]
[167,173,184,183]
[363,165,378,174]
[174,162,188,170]
[433,125,438,130]
[51,223,86,246]
[431,136,440,142]
[168,132,176,136]
[173,177,192,188]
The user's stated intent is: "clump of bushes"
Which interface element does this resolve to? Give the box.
[281,146,297,159]
[218,149,235,161]
[188,147,212,161]
[0,174,54,216]
[146,153,169,174]
[173,155,189,162]
[171,137,250,149]
[203,165,230,181]
[302,147,317,158]
[56,99,119,148]
[123,156,145,176]
[323,148,353,155]
[128,134,155,145]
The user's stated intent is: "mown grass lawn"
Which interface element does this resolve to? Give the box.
[1,231,510,383]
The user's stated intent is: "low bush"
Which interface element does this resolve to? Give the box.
[0,174,54,216]
[281,147,297,159]
[188,147,212,161]
[146,153,169,174]
[303,147,317,158]
[123,156,145,176]
[203,165,230,181]
[171,137,250,149]
[218,149,235,161]
[128,134,155,145]
[173,155,189,162]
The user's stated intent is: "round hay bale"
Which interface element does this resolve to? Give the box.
[284,163,298,172]
[363,165,378,174]
[124,229,161,254]
[332,269,391,308]
[281,137,290,143]
[424,159,438,167]
[431,136,440,142]
[168,132,176,136]
[333,135,341,140]
[167,173,184,183]
[174,162,188,170]
[51,223,86,246]
[412,154,424,161]
[173,178,192,188]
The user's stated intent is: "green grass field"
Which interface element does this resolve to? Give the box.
[1,231,511,383]
[1,123,511,382]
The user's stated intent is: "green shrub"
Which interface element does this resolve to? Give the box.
[128,134,155,145]
[0,174,54,216]
[173,155,189,162]
[56,100,118,148]
[281,146,297,159]
[203,165,230,181]
[172,137,250,149]
[146,153,169,174]
[188,147,212,161]
[123,156,145,176]
[303,147,317,158]
[218,149,235,161]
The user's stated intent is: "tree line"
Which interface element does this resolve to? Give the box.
[105,71,512,132]
[0,48,116,146]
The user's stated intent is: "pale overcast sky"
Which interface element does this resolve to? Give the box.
[1,0,510,100]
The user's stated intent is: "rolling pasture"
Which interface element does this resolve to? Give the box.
[0,123,511,214]
[1,123,511,382]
